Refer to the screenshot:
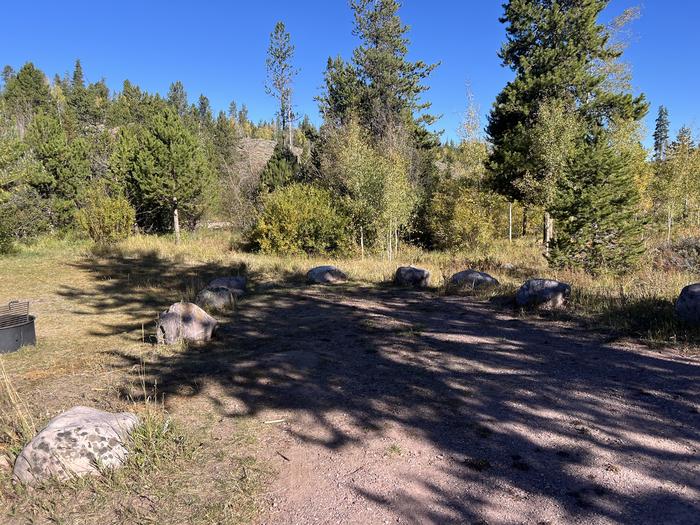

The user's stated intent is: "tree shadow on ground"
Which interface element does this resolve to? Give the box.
[60,251,700,524]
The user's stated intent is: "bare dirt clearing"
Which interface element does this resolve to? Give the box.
[2,248,699,524]
[119,284,699,524]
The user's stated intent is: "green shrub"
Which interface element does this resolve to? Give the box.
[427,179,500,250]
[250,183,350,255]
[76,188,135,245]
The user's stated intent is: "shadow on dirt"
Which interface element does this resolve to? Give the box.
[60,249,700,524]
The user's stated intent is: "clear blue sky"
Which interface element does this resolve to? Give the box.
[2,1,697,146]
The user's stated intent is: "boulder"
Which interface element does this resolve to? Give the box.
[156,302,217,344]
[675,283,700,324]
[13,406,138,486]
[394,266,430,288]
[207,276,246,293]
[307,265,348,284]
[196,286,241,312]
[516,279,571,309]
[449,269,499,291]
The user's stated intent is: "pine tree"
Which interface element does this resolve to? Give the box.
[196,94,213,128]
[265,21,297,147]
[114,106,213,233]
[548,138,644,272]
[67,59,92,130]
[1,62,53,137]
[167,81,188,117]
[487,0,648,203]
[487,0,648,270]
[259,143,299,193]
[318,56,362,127]
[653,105,670,161]
[319,0,438,143]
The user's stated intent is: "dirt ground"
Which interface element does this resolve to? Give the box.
[2,249,699,524]
[115,284,699,525]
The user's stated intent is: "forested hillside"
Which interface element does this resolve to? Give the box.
[1,0,699,274]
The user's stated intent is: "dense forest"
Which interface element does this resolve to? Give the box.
[1,0,698,274]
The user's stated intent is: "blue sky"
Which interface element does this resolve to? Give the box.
[2,1,697,146]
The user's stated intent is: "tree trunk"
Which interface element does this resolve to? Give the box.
[508,202,513,243]
[288,107,293,148]
[667,205,673,243]
[543,210,552,255]
[522,208,528,236]
[360,226,364,260]
[173,198,181,245]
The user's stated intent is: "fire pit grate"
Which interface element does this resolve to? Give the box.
[0,301,36,353]
[0,301,30,329]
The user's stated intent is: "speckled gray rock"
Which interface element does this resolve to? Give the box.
[196,286,242,312]
[449,269,499,291]
[675,283,700,324]
[394,266,430,288]
[13,406,138,486]
[516,279,571,309]
[207,276,246,293]
[156,302,218,344]
[307,265,348,284]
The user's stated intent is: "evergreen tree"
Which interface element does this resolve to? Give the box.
[71,59,85,89]
[25,110,91,225]
[2,62,53,136]
[318,56,362,127]
[196,94,213,128]
[487,0,648,269]
[548,138,644,272]
[265,21,297,147]
[167,81,188,117]
[67,59,93,130]
[112,106,213,232]
[349,0,439,142]
[259,143,299,193]
[653,105,670,161]
[487,0,648,203]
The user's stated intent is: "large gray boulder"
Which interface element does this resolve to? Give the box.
[394,266,430,288]
[675,283,700,324]
[156,302,217,344]
[13,406,138,486]
[448,269,499,291]
[307,265,348,284]
[516,279,571,309]
[196,286,242,312]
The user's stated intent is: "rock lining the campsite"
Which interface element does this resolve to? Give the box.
[516,278,571,309]
[394,266,430,288]
[307,265,348,284]
[449,269,499,291]
[13,406,138,486]
[675,283,700,324]
[156,302,218,344]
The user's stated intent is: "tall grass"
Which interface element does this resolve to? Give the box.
[0,357,37,460]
